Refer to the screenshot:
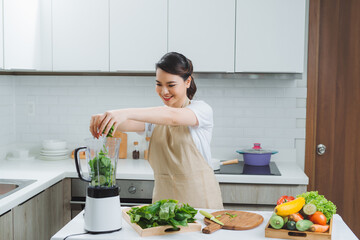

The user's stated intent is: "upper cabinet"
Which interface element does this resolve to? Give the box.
[0,0,3,70]
[168,0,236,72]
[52,0,109,71]
[3,0,52,71]
[0,0,306,73]
[235,0,306,73]
[109,0,167,72]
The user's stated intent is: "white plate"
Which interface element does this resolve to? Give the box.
[40,151,69,156]
[38,155,69,161]
[40,148,68,154]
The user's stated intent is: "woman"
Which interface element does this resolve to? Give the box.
[90,52,223,209]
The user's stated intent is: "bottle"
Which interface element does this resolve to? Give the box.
[144,137,150,160]
[132,141,140,159]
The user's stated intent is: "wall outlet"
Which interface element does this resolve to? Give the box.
[28,101,35,116]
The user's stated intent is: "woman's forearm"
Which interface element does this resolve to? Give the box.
[125,106,198,126]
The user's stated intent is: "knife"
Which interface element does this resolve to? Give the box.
[199,210,224,226]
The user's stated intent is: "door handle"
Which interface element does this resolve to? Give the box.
[317,144,326,155]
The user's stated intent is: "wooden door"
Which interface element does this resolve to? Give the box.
[305,0,360,237]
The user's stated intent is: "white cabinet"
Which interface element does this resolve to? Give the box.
[0,0,3,69]
[3,0,52,71]
[109,0,167,72]
[235,0,306,73]
[168,0,235,72]
[52,0,109,71]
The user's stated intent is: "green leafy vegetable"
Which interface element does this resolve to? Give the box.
[103,125,115,137]
[297,191,336,222]
[225,212,237,218]
[89,124,116,186]
[89,144,115,187]
[127,199,198,229]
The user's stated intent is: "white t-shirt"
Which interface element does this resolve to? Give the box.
[144,100,213,166]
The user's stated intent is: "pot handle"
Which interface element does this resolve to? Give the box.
[74,147,91,182]
[221,159,239,165]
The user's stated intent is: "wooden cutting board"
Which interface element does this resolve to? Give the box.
[113,131,127,159]
[203,210,264,234]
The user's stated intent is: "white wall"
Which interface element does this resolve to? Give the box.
[0,75,16,158]
[3,73,306,167]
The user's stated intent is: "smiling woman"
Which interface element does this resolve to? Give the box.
[89,52,223,209]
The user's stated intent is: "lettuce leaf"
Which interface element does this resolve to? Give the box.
[297,191,337,222]
[127,199,197,229]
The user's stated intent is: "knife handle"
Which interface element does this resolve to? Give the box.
[202,214,232,234]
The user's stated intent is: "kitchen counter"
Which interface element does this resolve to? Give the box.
[0,157,308,216]
[51,209,357,240]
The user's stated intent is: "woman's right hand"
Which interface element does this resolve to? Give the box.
[90,110,128,138]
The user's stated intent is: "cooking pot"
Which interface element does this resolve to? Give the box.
[236,143,278,166]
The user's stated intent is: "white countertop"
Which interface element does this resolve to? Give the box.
[0,157,308,216]
[50,209,357,240]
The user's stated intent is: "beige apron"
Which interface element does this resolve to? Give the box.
[147,99,223,209]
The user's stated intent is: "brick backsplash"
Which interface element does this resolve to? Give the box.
[0,76,15,148]
[0,74,306,167]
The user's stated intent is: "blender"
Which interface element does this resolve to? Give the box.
[74,136,122,233]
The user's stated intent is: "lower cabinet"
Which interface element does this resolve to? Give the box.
[220,183,307,210]
[0,210,13,240]
[0,179,71,240]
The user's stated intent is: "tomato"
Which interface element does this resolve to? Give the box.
[309,211,327,225]
[276,195,295,205]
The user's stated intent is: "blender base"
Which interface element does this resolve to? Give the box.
[84,195,122,233]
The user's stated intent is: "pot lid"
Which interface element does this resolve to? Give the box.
[237,143,278,154]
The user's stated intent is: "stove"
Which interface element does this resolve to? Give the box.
[214,161,281,176]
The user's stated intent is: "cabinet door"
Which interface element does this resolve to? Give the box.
[3,0,52,71]
[169,0,235,72]
[52,0,109,71]
[12,180,71,240]
[110,0,167,72]
[235,0,306,73]
[13,191,43,240]
[0,210,13,240]
[0,0,3,70]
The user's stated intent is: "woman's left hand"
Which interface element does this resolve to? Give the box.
[92,110,128,138]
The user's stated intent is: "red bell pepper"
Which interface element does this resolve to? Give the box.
[276,195,295,205]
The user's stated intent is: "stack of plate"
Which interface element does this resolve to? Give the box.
[39,140,69,161]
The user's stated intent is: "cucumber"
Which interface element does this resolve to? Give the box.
[287,220,296,230]
[282,216,289,228]
[296,220,313,231]
[269,215,284,229]
[302,203,317,216]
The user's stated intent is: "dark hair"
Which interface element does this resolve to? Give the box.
[156,52,197,100]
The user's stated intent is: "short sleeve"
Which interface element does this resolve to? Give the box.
[186,100,213,129]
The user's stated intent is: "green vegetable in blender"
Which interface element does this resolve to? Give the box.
[103,125,115,137]
[297,191,336,223]
[90,124,116,187]
[127,199,198,230]
[88,144,115,187]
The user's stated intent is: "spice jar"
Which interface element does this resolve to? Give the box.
[132,141,140,159]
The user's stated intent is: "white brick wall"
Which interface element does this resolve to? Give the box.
[1,74,307,167]
[0,76,16,156]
